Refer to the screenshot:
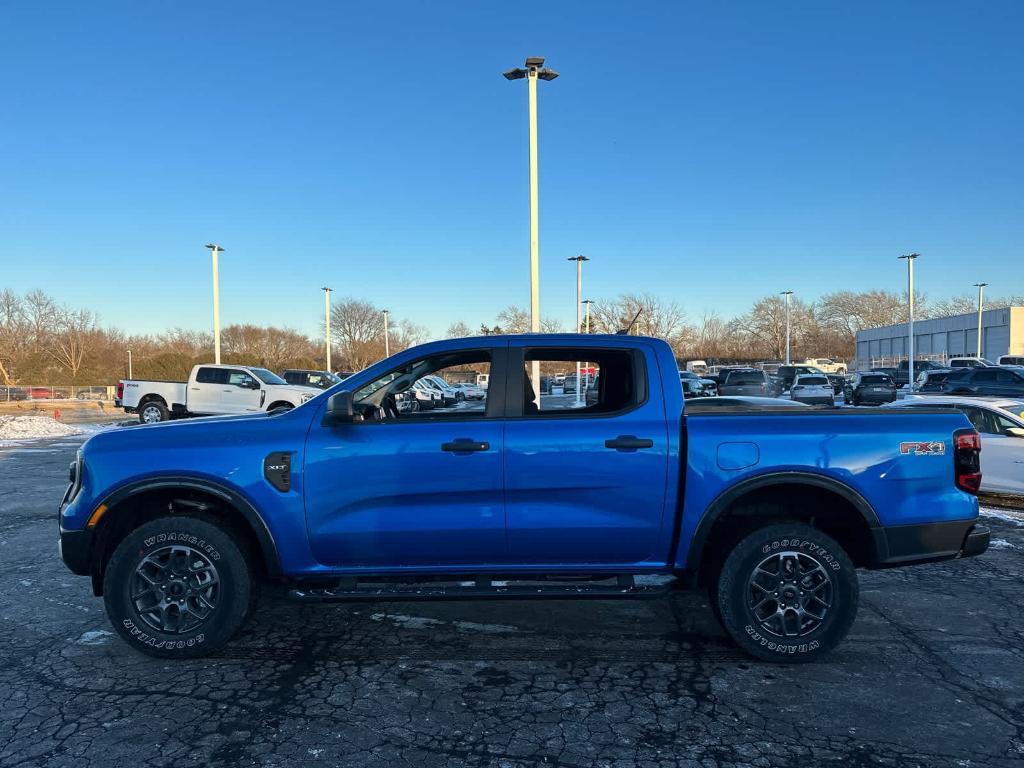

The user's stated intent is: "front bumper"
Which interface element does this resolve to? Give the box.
[872,520,990,568]
[59,526,93,575]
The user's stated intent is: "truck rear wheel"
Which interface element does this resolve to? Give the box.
[138,400,169,424]
[714,523,858,663]
[103,516,255,658]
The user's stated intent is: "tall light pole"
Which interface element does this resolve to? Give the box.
[322,287,333,372]
[382,309,390,357]
[974,282,987,358]
[568,255,589,405]
[582,299,593,334]
[780,291,793,365]
[127,349,133,379]
[899,253,919,390]
[505,56,559,402]
[205,244,225,364]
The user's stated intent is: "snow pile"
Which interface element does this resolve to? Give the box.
[981,507,1024,527]
[0,415,84,441]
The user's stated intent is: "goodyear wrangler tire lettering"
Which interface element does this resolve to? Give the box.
[716,523,859,663]
[104,516,251,659]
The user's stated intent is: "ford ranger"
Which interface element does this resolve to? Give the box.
[60,335,989,661]
[116,364,319,423]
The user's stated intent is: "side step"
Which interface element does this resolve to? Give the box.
[287,574,676,603]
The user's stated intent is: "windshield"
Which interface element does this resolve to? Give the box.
[799,376,829,385]
[861,374,891,384]
[250,368,288,385]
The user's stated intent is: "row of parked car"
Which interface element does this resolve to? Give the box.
[1,386,111,401]
[678,355,1024,409]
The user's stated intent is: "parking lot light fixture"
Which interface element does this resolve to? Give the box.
[780,291,793,365]
[322,287,333,371]
[974,282,988,358]
[505,56,558,404]
[899,253,919,389]
[205,244,225,364]
[568,255,589,405]
[382,309,390,358]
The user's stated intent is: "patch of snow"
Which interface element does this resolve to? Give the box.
[75,629,113,645]
[989,539,1016,550]
[451,620,519,634]
[368,613,519,634]
[981,508,1024,527]
[0,415,83,441]
[369,613,442,630]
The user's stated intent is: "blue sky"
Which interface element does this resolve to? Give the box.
[2,1,1022,339]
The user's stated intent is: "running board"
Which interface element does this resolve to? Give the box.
[287,574,675,603]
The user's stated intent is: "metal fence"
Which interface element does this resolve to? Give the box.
[1,385,115,402]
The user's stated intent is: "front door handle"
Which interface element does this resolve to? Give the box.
[605,435,654,451]
[441,439,489,453]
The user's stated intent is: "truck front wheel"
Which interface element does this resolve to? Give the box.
[714,523,858,663]
[103,516,255,658]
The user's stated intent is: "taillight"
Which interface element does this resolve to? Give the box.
[116,381,124,399]
[953,428,982,494]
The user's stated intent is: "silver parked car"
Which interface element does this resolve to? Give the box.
[884,396,1024,495]
[789,374,834,406]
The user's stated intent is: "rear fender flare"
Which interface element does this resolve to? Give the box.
[686,471,881,573]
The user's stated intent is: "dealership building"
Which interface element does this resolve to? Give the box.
[855,306,1024,368]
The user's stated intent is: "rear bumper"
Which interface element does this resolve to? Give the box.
[872,520,990,567]
[856,391,896,403]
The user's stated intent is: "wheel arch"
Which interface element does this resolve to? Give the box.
[266,400,296,411]
[686,472,881,586]
[88,476,281,595]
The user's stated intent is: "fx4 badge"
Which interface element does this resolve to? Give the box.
[899,441,945,456]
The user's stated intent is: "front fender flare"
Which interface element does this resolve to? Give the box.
[96,475,281,576]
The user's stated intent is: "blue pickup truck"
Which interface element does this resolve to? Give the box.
[58,335,989,661]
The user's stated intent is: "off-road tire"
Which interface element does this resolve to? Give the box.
[715,523,858,663]
[103,516,254,658]
[138,400,169,424]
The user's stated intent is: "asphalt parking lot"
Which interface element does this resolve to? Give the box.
[2,436,1023,768]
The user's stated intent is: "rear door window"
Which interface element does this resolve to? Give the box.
[196,367,226,384]
[725,371,765,385]
[860,374,890,385]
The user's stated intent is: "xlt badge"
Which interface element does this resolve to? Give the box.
[263,452,292,492]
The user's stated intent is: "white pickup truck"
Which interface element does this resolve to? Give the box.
[116,364,320,424]
[801,357,848,374]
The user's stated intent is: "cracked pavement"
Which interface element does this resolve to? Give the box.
[2,438,1023,767]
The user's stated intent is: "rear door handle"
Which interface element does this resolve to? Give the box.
[605,435,654,451]
[441,439,489,453]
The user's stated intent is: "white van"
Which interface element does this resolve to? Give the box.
[685,360,708,375]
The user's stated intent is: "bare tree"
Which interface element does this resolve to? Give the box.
[446,320,473,338]
[48,307,99,382]
[493,306,562,334]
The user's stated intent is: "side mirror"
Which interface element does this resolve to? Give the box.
[1006,426,1024,438]
[325,390,355,423]
[246,379,261,389]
